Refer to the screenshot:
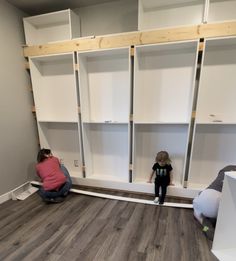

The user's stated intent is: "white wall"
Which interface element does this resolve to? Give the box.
[76,0,138,37]
[0,1,38,196]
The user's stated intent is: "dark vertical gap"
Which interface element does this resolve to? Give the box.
[74,52,86,178]
[129,47,134,183]
[27,57,41,150]
[184,39,204,187]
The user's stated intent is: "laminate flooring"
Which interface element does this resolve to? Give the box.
[0,191,217,261]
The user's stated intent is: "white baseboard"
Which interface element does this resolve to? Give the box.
[0,181,29,204]
[30,181,193,209]
[0,191,12,204]
[0,181,39,204]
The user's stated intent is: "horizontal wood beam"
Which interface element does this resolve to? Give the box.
[23,21,236,57]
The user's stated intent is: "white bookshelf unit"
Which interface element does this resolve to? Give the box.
[38,122,83,179]
[23,9,80,45]
[23,5,236,198]
[207,0,236,23]
[212,171,236,261]
[133,124,189,187]
[78,48,131,183]
[188,37,236,189]
[133,40,199,190]
[29,53,78,122]
[82,123,130,182]
[138,0,206,30]
[29,52,83,179]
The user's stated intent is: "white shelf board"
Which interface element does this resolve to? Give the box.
[86,174,128,183]
[212,248,236,261]
[134,122,189,125]
[187,182,207,190]
[133,180,183,188]
[83,121,129,124]
[38,120,78,123]
[195,122,236,125]
[30,181,192,208]
[224,171,236,179]
[69,170,83,179]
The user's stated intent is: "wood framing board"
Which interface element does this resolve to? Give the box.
[30,181,193,209]
[23,21,236,57]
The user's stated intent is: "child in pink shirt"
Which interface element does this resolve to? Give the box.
[36,149,72,203]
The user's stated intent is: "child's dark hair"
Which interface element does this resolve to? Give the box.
[155,151,171,164]
[37,148,51,163]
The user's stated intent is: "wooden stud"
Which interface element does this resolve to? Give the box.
[74,63,79,71]
[129,164,133,171]
[25,62,30,69]
[198,41,204,51]
[130,46,134,56]
[23,21,236,57]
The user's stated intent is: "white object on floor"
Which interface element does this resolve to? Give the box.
[12,182,39,200]
[193,189,221,219]
[212,172,236,261]
[30,181,193,209]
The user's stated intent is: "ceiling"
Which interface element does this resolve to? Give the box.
[7,0,117,15]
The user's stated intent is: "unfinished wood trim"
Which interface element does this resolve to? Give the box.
[23,21,236,57]
[130,46,134,56]
[129,164,133,171]
[198,41,204,51]
[25,62,30,69]
[74,63,79,71]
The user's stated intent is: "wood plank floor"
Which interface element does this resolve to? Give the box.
[0,192,217,261]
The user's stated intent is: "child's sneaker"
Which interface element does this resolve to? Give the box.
[154,197,159,203]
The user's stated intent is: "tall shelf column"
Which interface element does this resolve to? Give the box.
[133,40,199,192]
[188,36,236,189]
[29,53,83,179]
[78,48,131,183]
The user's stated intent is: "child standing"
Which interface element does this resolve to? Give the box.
[148,151,173,204]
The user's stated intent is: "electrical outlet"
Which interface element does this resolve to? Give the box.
[74,160,79,167]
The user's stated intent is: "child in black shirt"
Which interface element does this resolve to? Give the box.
[148,151,173,204]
